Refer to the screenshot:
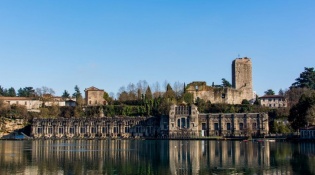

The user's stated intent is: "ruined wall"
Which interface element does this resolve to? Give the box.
[186,82,246,104]
[185,57,254,104]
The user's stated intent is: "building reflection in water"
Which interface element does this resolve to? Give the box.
[1,140,315,174]
[169,140,270,174]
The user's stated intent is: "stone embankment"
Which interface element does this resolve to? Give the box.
[0,118,26,139]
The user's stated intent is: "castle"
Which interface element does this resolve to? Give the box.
[186,57,253,104]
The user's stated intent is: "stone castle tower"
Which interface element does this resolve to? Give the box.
[232,57,253,101]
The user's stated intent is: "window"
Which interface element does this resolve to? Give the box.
[125,127,129,133]
[70,128,74,134]
[252,123,257,130]
[181,118,186,128]
[239,123,244,130]
[102,127,107,133]
[177,119,180,128]
[214,123,219,130]
[227,123,231,130]
[48,128,53,134]
[202,123,206,130]
[80,127,85,133]
[89,101,91,105]
[25,102,27,105]
[95,100,97,104]
[59,128,63,134]
[91,127,96,133]
[114,127,118,133]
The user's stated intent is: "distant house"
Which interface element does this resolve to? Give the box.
[44,96,65,106]
[300,125,315,139]
[84,86,106,106]
[258,95,287,108]
[0,97,41,110]
[65,99,76,107]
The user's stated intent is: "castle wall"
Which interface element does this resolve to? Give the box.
[185,57,254,104]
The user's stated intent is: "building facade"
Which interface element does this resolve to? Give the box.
[259,95,287,108]
[85,86,106,106]
[0,97,41,111]
[32,105,268,139]
[300,125,315,139]
[185,57,254,104]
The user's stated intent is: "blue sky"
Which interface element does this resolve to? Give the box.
[0,1,314,98]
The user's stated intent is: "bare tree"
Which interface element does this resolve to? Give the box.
[173,81,184,99]
[152,81,161,98]
[163,80,169,92]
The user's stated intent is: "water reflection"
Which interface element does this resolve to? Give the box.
[0,140,315,175]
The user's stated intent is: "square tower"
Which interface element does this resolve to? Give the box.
[232,57,253,101]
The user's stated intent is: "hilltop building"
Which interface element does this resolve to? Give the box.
[185,57,253,104]
[0,97,41,111]
[259,95,287,108]
[84,86,106,106]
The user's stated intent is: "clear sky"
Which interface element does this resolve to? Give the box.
[0,1,314,98]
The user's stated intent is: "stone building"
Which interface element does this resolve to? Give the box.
[85,86,106,106]
[259,95,287,108]
[32,105,268,139]
[185,57,254,104]
[0,97,41,111]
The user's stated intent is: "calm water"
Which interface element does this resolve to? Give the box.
[0,140,315,175]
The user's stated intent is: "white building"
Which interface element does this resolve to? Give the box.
[259,95,287,108]
[0,97,41,110]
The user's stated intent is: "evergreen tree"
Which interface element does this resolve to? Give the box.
[264,89,275,95]
[145,86,153,100]
[291,67,315,89]
[222,78,232,87]
[7,87,16,97]
[62,90,70,99]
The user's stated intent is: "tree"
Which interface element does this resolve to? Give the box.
[288,92,315,130]
[173,81,184,99]
[35,86,55,107]
[241,99,250,105]
[17,87,35,97]
[264,89,275,95]
[152,81,161,98]
[72,85,83,106]
[145,86,153,100]
[182,92,194,104]
[291,67,315,89]
[163,84,175,100]
[278,89,285,96]
[195,97,206,112]
[103,91,113,104]
[61,90,70,99]
[7,87,16,97]
[0,86,4,96]
[222,78,232,87]
[285,88,314,109]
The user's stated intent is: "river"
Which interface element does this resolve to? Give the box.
[0,140,314,175]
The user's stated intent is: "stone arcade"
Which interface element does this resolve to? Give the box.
[32,104,268,139]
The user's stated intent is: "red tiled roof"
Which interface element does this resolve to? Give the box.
[0,97,39,100]
[85,86,104,91]
[259,95,285,99]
